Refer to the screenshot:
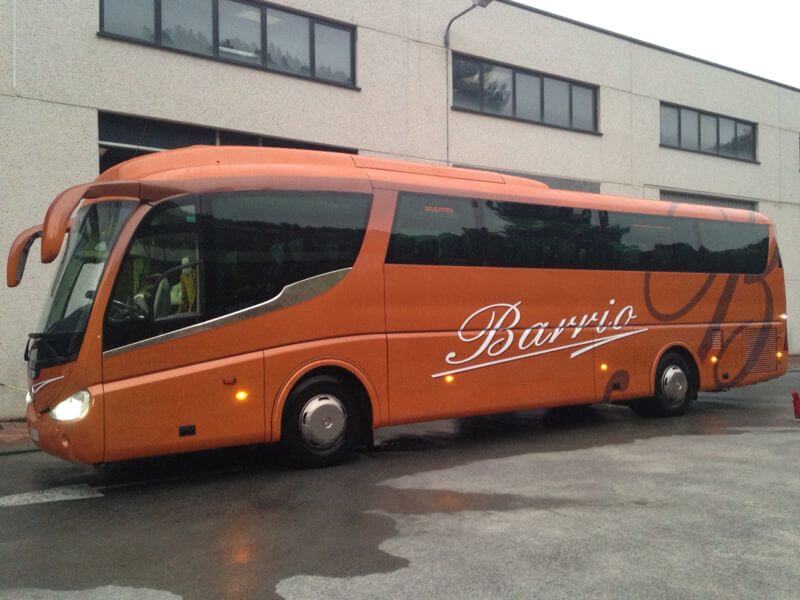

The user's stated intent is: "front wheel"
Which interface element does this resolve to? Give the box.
[629,352,697,417]
[281,375,361,468]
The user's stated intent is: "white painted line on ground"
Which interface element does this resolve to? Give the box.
[0,484,103,507]
[2,586,181,599]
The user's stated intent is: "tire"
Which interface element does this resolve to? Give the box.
[281,375,361,468]
[629,352,697,417]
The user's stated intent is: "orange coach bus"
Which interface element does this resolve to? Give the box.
[7,147,788,467]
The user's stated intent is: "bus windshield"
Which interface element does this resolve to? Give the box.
[28,201,134,373]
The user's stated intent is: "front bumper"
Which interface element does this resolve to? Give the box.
[26,401,103,464]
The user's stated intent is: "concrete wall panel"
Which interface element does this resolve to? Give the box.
[0,0,14,96]
[0,96,97,417]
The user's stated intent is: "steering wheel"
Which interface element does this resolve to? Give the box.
[110,298,148,321]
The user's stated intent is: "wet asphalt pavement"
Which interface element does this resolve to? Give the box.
[1,372,799,599]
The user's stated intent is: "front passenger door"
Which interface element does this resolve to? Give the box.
[102,197,265,461]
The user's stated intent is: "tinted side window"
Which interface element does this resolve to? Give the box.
[386,194,482,266]
[603,211,768,274]
[207,192,371,317]
[483,201,603,269]
[697,220,769,275]
[603,212,701,272]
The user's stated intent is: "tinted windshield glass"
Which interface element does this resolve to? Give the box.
[29,201,134,372]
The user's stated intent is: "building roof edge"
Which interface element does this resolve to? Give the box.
[498,1,800,94]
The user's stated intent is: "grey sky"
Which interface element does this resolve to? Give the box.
[510,0,800,89]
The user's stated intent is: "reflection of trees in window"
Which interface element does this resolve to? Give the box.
[483,203,603,269]
[316,64,350,84]
[453,57,481,110]
[162,24,213,55]
[734,124,755,160]
[662,103,755,161]
[389,194,768,274]
[267,43,311,76]
[452,54,597,131]
[482,65,511,114]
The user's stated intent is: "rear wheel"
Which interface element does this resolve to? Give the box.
[630,352,696,417]
[282,375,361,468]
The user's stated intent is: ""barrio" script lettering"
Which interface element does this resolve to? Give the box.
[431,300,648,379]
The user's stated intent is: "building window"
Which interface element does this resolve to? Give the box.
[99,0,356,88]
[97,112,357,173]
[660,102,757,162]
[218,0,262,65]
[452,54,599,134]
[266,8,311,76]
[102,0,156,42]
[313,22,353,84]
[161,0,214,56]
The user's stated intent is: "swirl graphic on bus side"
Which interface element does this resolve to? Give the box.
[644,241,782,388]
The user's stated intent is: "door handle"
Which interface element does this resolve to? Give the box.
[222,376,237,386]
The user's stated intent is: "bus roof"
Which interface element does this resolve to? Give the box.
[6,146,774,286]
[96,145,550,189]
[95,146,769,226]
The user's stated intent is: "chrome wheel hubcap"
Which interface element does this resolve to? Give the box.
[661,365,688,406]
[299,394,347,449]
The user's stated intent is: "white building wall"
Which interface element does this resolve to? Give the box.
[0,95,98,418]
[0,0,798,417]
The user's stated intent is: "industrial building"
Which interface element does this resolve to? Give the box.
[1,0,798,416]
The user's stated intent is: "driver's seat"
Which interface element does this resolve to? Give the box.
[152,277,172,320]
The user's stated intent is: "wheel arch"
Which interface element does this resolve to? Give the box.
[649,342,701,395]
[270,358,380,444]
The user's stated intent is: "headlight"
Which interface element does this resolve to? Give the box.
[50,390,91,422]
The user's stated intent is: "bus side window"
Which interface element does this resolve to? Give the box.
[386,194,482,266]
[104,199,202,350]
[206,191,371,318]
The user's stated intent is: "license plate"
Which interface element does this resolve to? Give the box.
[29,428,39,442]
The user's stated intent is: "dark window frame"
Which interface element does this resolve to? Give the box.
[99,0,358,90]
[659,101,758,164]
[452,52,601,136]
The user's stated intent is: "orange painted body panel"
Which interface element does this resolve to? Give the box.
[103,351,265,462]
[6,224,42,287]
[9,147,786,464]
